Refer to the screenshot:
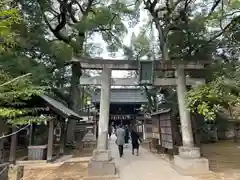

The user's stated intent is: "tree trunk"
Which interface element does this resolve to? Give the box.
[66,62,81,143]
[154,20,170,61]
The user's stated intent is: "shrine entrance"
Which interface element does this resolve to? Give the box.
[92,88,147,128]
[78,58,209,177]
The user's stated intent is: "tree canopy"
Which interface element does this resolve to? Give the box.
[122,0,240,120]
[0,1,20,51]
[0,0,239,123]
[0,71,48,125]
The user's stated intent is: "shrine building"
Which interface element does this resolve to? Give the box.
[92,88,147,130]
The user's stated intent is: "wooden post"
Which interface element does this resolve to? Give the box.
[59,120,65,155]
[9,127,17,164]
[0,139,4,163]
[47,120,54,162]
[28,124,33,146]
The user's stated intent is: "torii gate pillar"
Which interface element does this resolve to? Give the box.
[97,66,111,150]
[87,66,116,177]
[173,66,209,175]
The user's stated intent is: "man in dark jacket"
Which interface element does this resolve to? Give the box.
[108,125,112,139]
[124,125,129,148]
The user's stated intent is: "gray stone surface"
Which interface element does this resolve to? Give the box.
[172,155,209,175]
[83,175,119,180]
[178,146,201,158]
[110,136,196,180]
[83,129,96,142]
[92,149,112,161]
[88,159,116,176]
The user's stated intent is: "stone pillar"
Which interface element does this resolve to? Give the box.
[173,66,209,175]
[87,66,116,178]
[97,66,111,150]
[176,66,194,148]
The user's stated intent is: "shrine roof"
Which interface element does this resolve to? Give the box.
[41,94,81,119]
[92,88,148,104]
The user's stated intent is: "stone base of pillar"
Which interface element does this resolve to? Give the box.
[87,150,116,178]
[172,146,209,175]
[8,164,24,180]
[92,149,112,161]
[83,174,119,180]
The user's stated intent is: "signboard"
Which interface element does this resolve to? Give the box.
[159,112,174,149]
[110,115,134,120]
[138,60,154,85]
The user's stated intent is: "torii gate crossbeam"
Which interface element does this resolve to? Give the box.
[76,58,208,70]
[80,77,205,86]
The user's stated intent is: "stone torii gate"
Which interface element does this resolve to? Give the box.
[80,58,209,177]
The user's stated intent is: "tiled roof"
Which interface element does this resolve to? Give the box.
[92,88,148,104]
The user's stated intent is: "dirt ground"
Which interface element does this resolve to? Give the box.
[142,140,240,180]
[22,141,240,180]
[23,147,93,180]
[23,162,88,180]
[198,140,240,180]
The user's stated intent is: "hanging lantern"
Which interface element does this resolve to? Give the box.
[138,60,154,85]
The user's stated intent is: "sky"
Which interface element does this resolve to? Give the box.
[90,5,149,78]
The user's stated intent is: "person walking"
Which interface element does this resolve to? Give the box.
[115,125,125,157]
[124,125,129,148]
[131,127,142,156]
[108,125,112,139]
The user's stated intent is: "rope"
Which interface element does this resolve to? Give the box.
[0,124,30,140]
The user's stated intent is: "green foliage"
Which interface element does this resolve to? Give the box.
[186,66,240,120]
[124,31,153,59]
[0,70,47,125]
[0,1,21,51]
[37,0,140,55]
[124,0,240,121]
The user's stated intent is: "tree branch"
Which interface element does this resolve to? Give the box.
[193,16,240,55]
[207,0,221,17]
[0,73,32,88]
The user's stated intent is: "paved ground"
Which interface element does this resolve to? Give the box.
[109,136,196,180]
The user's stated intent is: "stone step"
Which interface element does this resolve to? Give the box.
[83,174,119,180]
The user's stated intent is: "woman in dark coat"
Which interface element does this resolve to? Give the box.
[124,125,129,147]
[131,128,142,156]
